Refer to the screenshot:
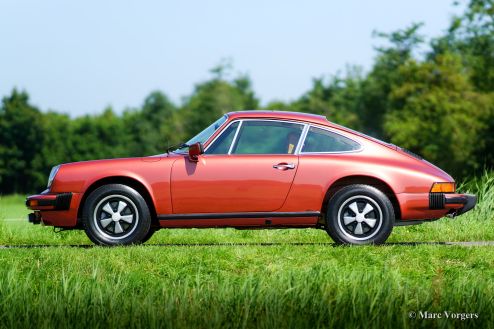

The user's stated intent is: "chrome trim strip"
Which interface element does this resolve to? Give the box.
[300,150,363,154]
[294,124,310,155]
[227,120,243,155]
[203,119,240,154]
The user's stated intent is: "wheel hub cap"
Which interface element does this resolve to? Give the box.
[93,195,139,240]
[337,195,383,240]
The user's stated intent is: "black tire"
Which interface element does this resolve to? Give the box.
[325,184,394,245]
[141,227,157,244]
[82,184,152,246]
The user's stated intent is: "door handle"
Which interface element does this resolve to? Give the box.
[273,163,296,170]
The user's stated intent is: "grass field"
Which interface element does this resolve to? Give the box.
[0,173,493,329]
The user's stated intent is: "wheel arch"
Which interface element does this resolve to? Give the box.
[77,176,158,227]
[321,175,401,223]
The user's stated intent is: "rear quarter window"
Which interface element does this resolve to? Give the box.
[301,127,360,153]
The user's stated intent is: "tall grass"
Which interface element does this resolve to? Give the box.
[459,171,494,221]
[0,245,493,329]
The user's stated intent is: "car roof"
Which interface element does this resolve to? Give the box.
[227,110,330,126]
[225,111,393,148]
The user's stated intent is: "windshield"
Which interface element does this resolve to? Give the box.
[175,115,228,152]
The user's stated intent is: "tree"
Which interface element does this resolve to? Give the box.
[124,91,177,155]
[361,23,425,138]
[290,68,364,130]
[34,111,73,187]
[70,107,130,161]
[181,64,259,139]
[0,89,45,193]
[384,53,492,176]
[429,0,494,170]
[432,0,494,91]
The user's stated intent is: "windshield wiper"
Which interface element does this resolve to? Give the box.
[166,143,189,154]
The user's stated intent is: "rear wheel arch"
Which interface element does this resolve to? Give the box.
[77,176,158,227]
[321,175,401,223]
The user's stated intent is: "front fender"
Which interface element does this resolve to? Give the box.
[50,157,175,215]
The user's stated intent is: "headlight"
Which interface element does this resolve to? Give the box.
[47,165,61,189]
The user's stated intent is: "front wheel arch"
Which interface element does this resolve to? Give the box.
[77,176,158,228]
[82,184,152,245]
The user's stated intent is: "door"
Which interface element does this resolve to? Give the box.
[170,120,305,214]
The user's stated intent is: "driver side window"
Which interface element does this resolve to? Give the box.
[232,121,303,154]
[205,120,304,155]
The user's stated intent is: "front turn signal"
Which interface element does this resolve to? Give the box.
[431,182,456,193]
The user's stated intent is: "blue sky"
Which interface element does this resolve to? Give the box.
[0,0,465,116]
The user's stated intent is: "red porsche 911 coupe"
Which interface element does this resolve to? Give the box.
[26,111,476,245]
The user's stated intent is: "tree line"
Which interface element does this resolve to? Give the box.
[1,0,494,194]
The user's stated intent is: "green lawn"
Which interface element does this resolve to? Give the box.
[0,176,493,328]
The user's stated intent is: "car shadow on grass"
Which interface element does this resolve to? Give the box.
[1,241,493,248]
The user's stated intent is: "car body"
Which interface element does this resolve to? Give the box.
[26,111,476,245]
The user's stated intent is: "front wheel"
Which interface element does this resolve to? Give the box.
[325,184,395,245]
[141,227,157,243]
[82,184,152,246]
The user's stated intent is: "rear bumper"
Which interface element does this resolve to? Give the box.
[394,193,477,226]
[396,192,477,222]
[446,194,477,216]
[430,192,477,216]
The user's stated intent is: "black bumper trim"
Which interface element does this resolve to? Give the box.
[429,193,445,209]
[453,194,477,216]
[429,193,477,213]
[25,192,72,210]
[55,193,72,210]
[445,196,468,205]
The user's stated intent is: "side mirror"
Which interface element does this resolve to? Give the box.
[188,142,204,162]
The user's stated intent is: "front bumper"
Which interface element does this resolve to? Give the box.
[26,192,73,225]
[26,192,72,211]
[25,191,80,227]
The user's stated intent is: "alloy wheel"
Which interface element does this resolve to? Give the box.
[337,195,383,240]
[93,194,139,240]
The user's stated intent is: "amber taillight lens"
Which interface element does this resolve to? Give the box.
[430,182,456,193]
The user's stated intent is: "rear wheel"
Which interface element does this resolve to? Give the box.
[325,184,394,245]
[82,184,152,246]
